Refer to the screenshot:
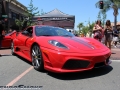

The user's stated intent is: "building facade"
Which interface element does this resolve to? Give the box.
[33,9,75,30]
[0,0,27,31]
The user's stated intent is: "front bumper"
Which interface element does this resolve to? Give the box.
[41,47,111,73]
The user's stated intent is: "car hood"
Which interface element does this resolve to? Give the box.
[36,36,110,53]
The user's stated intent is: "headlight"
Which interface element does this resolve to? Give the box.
[49,40,68,49]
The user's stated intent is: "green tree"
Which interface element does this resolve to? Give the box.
[40,9,46,15]
[25,0,40,26]
[88,21,95,36]
[15,0,40,30]
[97,9,107,26]
[101,9,107,26]
[97,11,102,21]
[77,22,84,34]
[15,19,24,31]
[77,21,95,36]
[95,0,120,29]
[81,26,89,36]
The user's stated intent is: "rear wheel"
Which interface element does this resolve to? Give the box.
[31,45,44,71]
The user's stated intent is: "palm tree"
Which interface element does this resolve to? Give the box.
[95,0,120,29]
[77,22,84,34]
[88,21,95,36]
[77,22,83,30]
[81,26,89,36]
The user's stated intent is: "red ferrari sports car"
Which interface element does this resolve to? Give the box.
[1,31,16,48]
[11,25,111,73]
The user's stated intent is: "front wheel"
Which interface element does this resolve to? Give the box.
[11,42,15,55]
[31,45,44,71]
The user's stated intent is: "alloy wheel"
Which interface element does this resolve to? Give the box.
[31,45,44,71]
[11,42,15,55]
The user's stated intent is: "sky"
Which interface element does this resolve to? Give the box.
[17,0,120,30]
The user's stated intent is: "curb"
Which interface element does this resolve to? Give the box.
[110,57,120,60]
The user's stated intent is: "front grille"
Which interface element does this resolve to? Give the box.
[94,62,105,68]
[62,59,90,69]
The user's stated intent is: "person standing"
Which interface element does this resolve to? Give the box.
[93,20,103,41]
[0,21,4,56]
[113,28,119,48]
[104,20,113,49]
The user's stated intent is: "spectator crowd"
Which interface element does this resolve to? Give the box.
[92,20,119,50]
[69,20,119,50]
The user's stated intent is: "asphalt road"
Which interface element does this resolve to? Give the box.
[0,55,120,90]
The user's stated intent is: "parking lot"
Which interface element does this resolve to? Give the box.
[0,49,120,90]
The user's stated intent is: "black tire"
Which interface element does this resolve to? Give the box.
[31,44,44,71]
[11,42,15,55]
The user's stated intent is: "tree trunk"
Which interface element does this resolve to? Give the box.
[112,4,118,30]
[114,15,117,30]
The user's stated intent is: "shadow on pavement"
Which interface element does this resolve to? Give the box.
[0,48,10,50]
[0,54,12,57]
[8,54,114,79]
[15,55,32,65]
[12,54,47,73]
[47,66,113,80]
[111,52,116,54]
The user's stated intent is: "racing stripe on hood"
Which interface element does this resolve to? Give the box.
[70,37,95,49]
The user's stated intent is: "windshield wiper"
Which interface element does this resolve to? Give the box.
[40,35,53,36]
[61,35,72,37]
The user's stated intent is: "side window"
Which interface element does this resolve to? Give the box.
[22,27,33,37]
[27,27,33,36]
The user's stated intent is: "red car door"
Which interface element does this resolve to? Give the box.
[16,27,33,57]
[16,33,29,51]
[1,36,11,48]
[25,36,34,58]
[1,31,17,48]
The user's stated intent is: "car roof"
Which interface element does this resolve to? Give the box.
[33,25,62,29]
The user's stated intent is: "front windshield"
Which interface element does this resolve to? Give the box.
[35,26,75,37]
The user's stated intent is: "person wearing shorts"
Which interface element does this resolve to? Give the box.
[104,20,113,50]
